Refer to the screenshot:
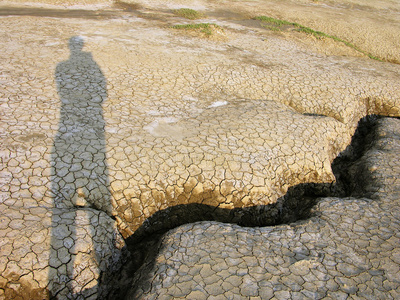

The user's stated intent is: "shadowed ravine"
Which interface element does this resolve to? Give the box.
[103,114,398,299]
[1,1,400,298]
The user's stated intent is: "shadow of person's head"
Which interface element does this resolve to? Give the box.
[68,36,84,55]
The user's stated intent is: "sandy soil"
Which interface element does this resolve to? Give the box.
[2,0,399,63]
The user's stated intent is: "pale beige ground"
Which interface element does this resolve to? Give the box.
[0,0,399,298]
[2,0,400,61]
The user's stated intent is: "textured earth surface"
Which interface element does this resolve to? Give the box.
[128,117,400,299]
[0,0,400,299]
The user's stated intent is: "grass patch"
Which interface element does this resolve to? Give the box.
[174,8,204,20]
[171,23,222,36]
[255,16,294,27]
[254,15,382,61]
[263,25,281,32]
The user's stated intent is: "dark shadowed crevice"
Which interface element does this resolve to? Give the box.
[104,114,389,299]
[331,114,384,197]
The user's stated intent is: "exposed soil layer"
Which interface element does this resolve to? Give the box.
[122,115,400,299]
[112,115,394,298]
[0,1,399,298]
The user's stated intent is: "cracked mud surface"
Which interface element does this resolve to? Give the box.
[128,117,400,299]
[0,0,400,298]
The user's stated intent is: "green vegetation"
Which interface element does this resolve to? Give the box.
[255,16,294,26]
[174,8,204,20]
[255,16,382,61]
[171,23,222,36]
[262,25,282,32]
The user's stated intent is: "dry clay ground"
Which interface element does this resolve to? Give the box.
[0,0,400,299]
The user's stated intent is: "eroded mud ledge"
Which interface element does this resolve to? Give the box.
[125,115,387,241]
[108,115,400,299]
[1,1,400,298]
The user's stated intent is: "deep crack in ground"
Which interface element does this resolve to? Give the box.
[1,1,400,298]
[111,115,400,299]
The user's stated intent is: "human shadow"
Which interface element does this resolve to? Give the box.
[49,36,112,298]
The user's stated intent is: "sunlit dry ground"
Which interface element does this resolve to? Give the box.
[0,0,399,298]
